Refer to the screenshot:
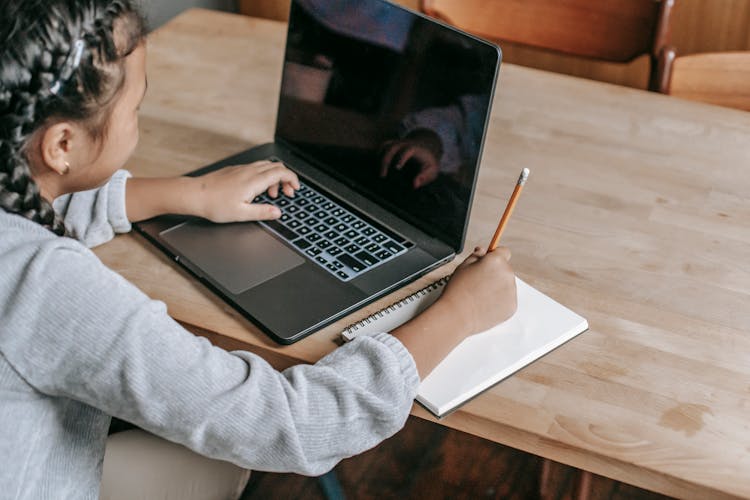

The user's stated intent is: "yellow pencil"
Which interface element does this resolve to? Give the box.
[488,168,530,251]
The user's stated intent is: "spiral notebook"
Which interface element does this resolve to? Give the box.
[342,276,588,417]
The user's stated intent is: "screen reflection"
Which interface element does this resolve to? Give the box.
[277,0,499,249]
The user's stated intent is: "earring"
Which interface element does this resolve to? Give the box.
[61,161,70,175]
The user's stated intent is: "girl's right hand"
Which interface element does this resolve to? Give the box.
[437,246,517,337]
[194,160,300,223]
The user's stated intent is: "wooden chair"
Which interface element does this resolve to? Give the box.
[661,49,750,111]
[237,0,289,22]
[419,0,676,91]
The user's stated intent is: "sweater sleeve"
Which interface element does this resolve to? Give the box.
[52,169,132,248]
[0,238,420,476]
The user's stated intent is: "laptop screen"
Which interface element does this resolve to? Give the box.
[276,0,501,251]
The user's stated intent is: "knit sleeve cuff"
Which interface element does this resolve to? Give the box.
[107,170,133,234]
[365,331,421,394]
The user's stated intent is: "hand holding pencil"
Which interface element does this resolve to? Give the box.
[440,168,529,334]
[395,169,527,376]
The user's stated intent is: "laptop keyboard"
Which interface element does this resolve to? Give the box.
[256,180,413,282]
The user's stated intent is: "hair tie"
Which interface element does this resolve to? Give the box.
[50,39,86,95]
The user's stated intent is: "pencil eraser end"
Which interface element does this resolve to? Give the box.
[519,168,530,184]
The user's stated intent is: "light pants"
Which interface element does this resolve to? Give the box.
[100,430,251,500]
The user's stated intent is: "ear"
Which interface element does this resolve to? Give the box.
[39,122,79,175]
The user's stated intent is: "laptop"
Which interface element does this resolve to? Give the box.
[135,0,501,344]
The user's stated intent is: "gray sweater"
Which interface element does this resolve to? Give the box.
[0,171,420,499]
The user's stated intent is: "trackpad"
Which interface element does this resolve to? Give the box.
[160,221,304,295]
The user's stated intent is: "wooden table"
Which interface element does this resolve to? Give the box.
[95,9,750,499]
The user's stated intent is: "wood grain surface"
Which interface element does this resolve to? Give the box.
[95,10,750,499]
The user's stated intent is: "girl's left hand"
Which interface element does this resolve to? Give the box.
[194,160,300,223]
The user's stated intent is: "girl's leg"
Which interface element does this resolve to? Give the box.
[100,429,250,500]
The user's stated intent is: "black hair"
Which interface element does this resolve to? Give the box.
[0,0,147,235]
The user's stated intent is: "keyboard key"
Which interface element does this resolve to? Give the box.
[315,256,327,265]
[314,210,327,219]
[317,240,332,249]
[345,244,359,254]
[355,251,379,266]
[344,230,358,239]
[326,263,338,272]
[314,223,327,233]
[333,261,343,269]
[324,217,338,225]
[280,213,290,222]
[383,240,403,254]
[322,202,335,210]
[306,247,322,257]
[334,223,348,232]
[287,205,300,214]
[277,199,290,207]
[302,189,315,198]
[341,214,355,223]
[351,221,365,230]
[338,254,367,272]
[328,247,342,256]
[372,234,387,243]
[336,271,349,280]
[296,199,310,207]
[287,220,301,229]
[376,250,392,260]
[306,233,321,242]
[293,238,311,250]
[324,230,338,240]
[312,195,325,204]
[334,237,348,247]
[331,208,345,217]
[265,219,298,241]
[296,210,310,220]
[298,226,311,235]
[354,236,369,246]
[365,243,380,253]
[362,227,376,236]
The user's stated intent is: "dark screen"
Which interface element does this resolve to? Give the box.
[276,0,500,251]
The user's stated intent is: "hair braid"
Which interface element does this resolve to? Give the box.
[0,84,67,235]
[0,0,146,236]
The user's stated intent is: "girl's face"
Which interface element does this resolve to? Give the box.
[70,42,148,191]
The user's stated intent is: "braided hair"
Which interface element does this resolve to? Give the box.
[0,0,146,235]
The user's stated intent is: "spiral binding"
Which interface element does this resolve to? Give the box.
[342,276,451,335]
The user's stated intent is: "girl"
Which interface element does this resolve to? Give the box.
[0,1,517,499]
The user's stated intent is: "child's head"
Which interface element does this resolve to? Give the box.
[0,0,147,235]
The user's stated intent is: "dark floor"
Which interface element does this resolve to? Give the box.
[240,416,673,499]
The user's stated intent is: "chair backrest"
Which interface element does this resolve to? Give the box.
[237,0,289,22]
[664,50,750,111]
[419,0,675,90]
